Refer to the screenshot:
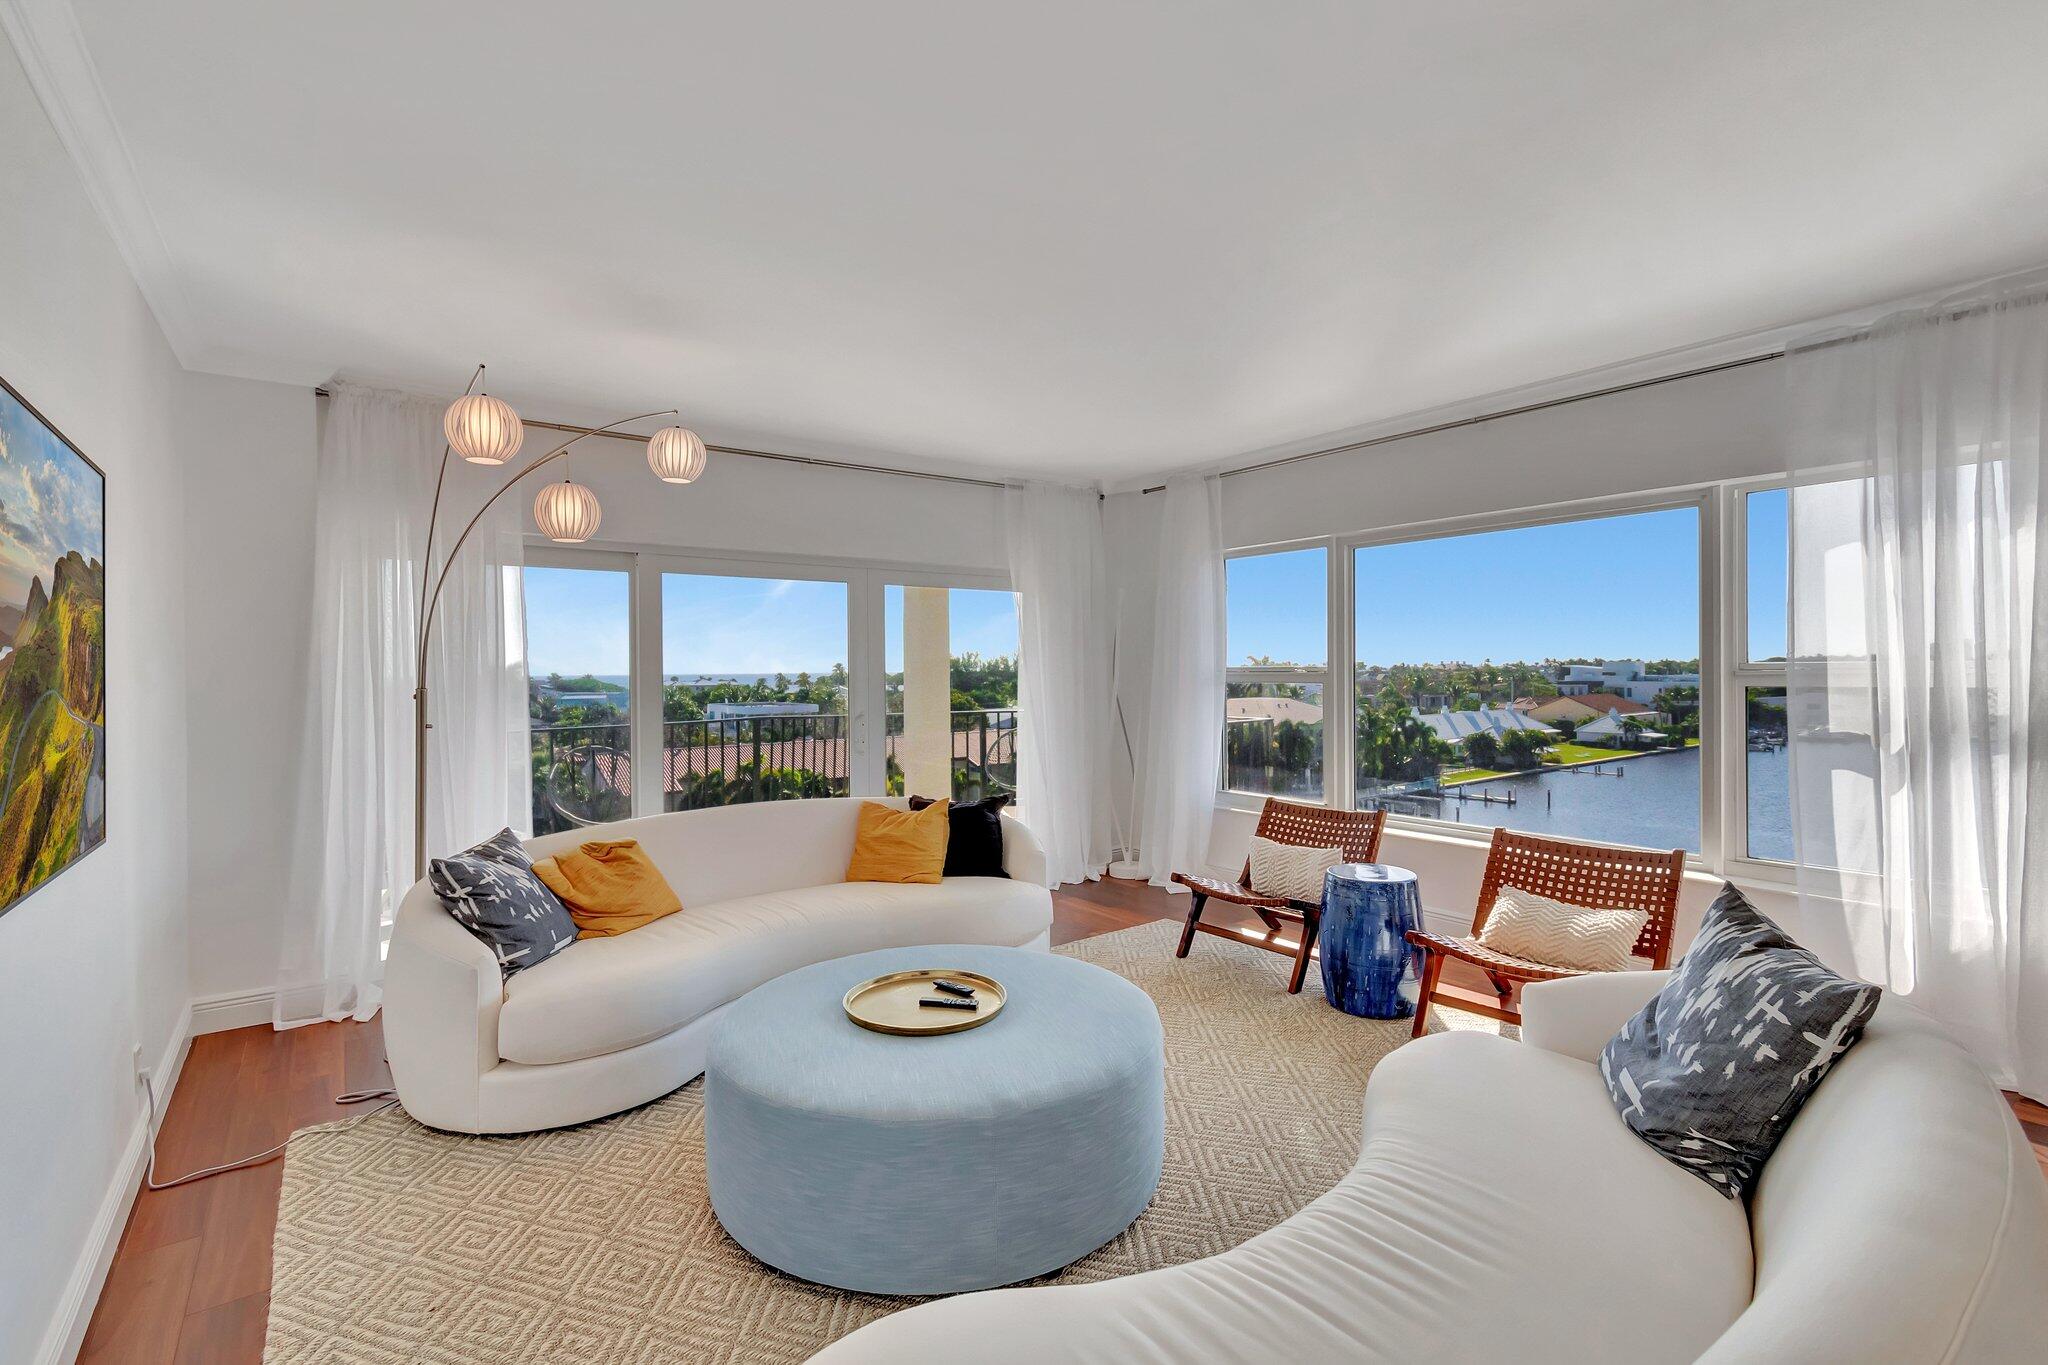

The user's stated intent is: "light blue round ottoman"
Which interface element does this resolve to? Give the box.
[704,944,1164,1295]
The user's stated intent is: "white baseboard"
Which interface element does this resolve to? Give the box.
[1419,905,1469,937]
[39,1003,193,1365]
[190,987,274,1034]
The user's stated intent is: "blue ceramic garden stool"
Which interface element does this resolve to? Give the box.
[1319,863,1423,1019]
[705,944,1165,1295]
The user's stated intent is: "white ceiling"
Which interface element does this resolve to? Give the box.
[39,1,2048,482]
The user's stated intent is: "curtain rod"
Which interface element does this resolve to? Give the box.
[310,388,1009,491]
[1137,350,1783,494]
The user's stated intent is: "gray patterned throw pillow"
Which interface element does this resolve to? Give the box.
[429,828,578,978]
[1599,883,1880,1199]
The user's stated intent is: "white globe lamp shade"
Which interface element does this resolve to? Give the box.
[444,393,524,465]
[647,425,708,484]
[533,480,602,543]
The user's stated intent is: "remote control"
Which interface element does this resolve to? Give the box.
[932,979,977,998]
[919,995,979,1011]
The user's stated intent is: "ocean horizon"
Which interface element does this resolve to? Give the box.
[533,673,840,690]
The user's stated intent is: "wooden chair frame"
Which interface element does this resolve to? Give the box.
[1172,799,1387,993]
[1406,828,1685,1037]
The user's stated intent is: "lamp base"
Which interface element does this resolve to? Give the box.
[1106,859,1147,881]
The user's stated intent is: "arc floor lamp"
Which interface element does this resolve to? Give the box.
[412,366,707,878]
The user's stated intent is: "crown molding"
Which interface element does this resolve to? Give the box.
[1,0,206,365]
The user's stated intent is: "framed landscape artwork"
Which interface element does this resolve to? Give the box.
[0,375,106,918]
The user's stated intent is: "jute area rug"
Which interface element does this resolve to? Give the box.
[266,918,1500,1364]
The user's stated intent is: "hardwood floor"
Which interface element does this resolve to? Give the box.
[82,878,2048,1363]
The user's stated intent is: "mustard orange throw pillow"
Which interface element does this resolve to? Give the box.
[532,838,683,938]
[846,799,950,884]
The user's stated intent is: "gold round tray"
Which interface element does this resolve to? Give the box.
[842,968,1007,1036]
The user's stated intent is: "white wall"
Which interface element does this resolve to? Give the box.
[179,373,319,1007]
[1104,356,1853,963]
[0,34,195,1365]
[529,398,1009,572]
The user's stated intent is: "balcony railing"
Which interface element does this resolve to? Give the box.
[530,720,633,834]
[530,710,1017,834]
[880,709,1016,802]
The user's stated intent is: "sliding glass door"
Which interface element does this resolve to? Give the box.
[883,584,1021,802]
[523,558,635,834]
[659,570,851,810]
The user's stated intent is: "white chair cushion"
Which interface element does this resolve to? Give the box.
[497,877,1050,1065]
[813,1030,1752,1364]
[1246,836,1342,903]
[1478,886,1649,972]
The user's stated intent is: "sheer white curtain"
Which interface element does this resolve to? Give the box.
[274,384,528,1028]
[1786,270,2048,1094]
[1136,475,1224,890]
[1005,481,1113,886]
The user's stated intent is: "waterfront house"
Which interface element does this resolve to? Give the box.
[1526,693,1653,725]
[1555,660,1699,704]
[1411,705,1557,745]
[1575,710,1669,745]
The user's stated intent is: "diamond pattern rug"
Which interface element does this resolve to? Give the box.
[266,918,1498,1363]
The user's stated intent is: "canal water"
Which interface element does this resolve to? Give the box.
[1419,746,1794,859]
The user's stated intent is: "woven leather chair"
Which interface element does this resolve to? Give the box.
[1172,799,1387,993]
[1406,828,1684,1038]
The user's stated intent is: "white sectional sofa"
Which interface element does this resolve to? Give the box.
[383,797,1052,1134]
[814,969,2048,1364]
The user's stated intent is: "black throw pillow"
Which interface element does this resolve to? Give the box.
[908,793,1011,878]
[428,827,579,977]
[1599,883,1881,1199]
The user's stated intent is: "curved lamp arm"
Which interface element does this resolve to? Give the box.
[414,408,676,682]
[411,404,677,878]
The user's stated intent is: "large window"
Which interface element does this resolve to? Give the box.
[525,562,634,834]
[523,550,1017,823]
[1351,507,1703,852]
[660,572,849,809]
[884,584,1021,801]
[1222,546,1327,799]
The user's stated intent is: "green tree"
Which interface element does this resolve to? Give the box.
[1499,728,1548,770]
[1354,693,1453,788]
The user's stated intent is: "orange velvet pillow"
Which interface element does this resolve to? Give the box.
[845,799,950,884]
[532,838,683,938]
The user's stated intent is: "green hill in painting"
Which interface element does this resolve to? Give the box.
[0,550,106,905]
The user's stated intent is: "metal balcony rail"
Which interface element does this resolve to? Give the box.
[530,710,1018,833]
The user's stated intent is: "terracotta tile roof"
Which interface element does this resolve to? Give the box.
[1574,692,1651,715]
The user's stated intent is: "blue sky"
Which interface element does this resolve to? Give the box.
[662,573,846,676]
[883,586,1019,672]
[0,385,103,611]
[1230,508,1712,668]
[1745,488,1788,662]
[525,566,631,676]
[529,500,1776,677]
[522,567,1019,676]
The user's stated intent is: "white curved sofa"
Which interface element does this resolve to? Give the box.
[814,970,2048,1364]
[383,797,1052,1134]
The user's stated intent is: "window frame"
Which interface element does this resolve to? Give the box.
[1245,487,1727,863]
[1722,477,1794,879]
[524,537,1011,819]
[880,574,1024,801]
[1218,538,1339,810]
